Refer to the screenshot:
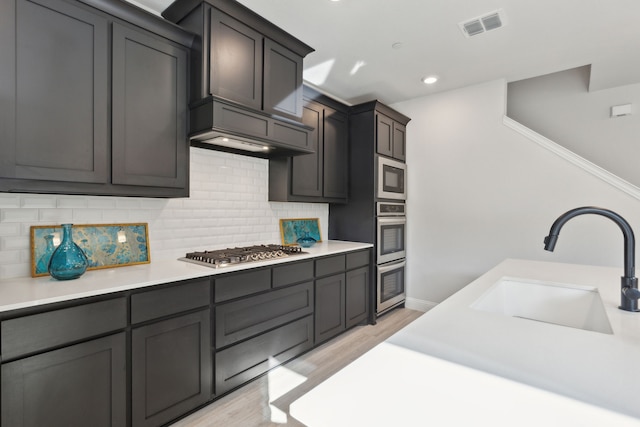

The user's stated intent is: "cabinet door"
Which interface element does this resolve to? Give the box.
[323,107,348,199]
[291,101,323,197]
[346,266,370,328]
[393,121,407,161]
[263,39,304,119]
[132,309,212,427]
[208,7,262,109]
[1,333,126,427]
[376,113,394,157]
[315,273,346,343]
[111,23,188,189]
[0,0,108,183]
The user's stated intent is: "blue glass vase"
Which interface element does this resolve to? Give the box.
[36,234,56,275]
[48,224,89,280]
[297,234,317,248]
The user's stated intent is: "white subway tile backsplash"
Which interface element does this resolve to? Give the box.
[2,209,39,222]
[22,196,57,208]
[57,197,88,209]
[0,148,328,280]
[2,236,29,250]
[87,197,117,209]
[0,264,30,280]
[0,195,21,208]
[38,209,74,223]
[0,223,21,236]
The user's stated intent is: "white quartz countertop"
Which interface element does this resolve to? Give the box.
[290,259,640,426]
[0,240,371,313]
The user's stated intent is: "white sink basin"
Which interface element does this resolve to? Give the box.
[471,277,613,334]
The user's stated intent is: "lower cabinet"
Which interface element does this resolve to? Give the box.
[214,281,314,395]
[346,266,370,328]
[132,309,212,427]
[1,333,126,427]
[215,316,314,394]
[0,248,372,427]
[315,273,346,343]
[314,250,371,344]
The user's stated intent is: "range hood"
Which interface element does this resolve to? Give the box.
[189,96,315,158]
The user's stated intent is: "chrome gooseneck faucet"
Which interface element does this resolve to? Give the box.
[543,206,640,312]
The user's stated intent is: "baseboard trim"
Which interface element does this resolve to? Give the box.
[405,297,437,312]
[503,116,640,201]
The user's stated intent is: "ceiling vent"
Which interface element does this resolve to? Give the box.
[459,9,507,37]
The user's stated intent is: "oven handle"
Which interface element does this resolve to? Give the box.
[377,217,407,226]
[378,259,406,273]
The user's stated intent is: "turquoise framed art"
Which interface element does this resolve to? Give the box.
[30,223,150,277]
[279,218,322,246]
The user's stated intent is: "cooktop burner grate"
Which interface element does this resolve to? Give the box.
[183,244,305,268]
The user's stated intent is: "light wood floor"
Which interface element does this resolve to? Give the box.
[170,308,423,427]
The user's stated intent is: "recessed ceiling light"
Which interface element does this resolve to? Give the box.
[422,76,438,85]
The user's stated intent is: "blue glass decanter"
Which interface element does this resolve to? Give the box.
[48,224,89,280]
[297,233,317,248]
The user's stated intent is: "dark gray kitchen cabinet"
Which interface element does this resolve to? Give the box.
[131,279,212,427]
[263,38,305,119]
[377,111,407,161]
[215,281,314,348]
[111,22,188,190]
[213,265,314,395]
[132,310,211,427]
[162,0,313,120]
[1,333,127,427]
[346,266,370,329]
[315,273,346,344]
[215,315,314,394]
[345,250,371,329]
[0,0,109,184]
[1,297,128,427]
[269,87,349,203]
[208,8,263,110]
[315,250,372,343]
[0,0,192,197]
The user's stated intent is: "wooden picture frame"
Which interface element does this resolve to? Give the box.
[279,218,322,246]
[30,223,150,277]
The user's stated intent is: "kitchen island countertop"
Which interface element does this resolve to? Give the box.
[290,258,640,426]
[0,240,371,313]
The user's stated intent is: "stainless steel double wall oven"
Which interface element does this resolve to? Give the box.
[375,156,407,314]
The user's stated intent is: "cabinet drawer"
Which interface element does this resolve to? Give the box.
[215,315,313,394]
[272,260,313,288]
[1,297,127,360]
[315,254,345,277]
[214,268,271,302]
[347,250,370,270]
[131,278,210,324]
[215,281,313,348]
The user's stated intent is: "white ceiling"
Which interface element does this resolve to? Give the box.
[129,0,640,105]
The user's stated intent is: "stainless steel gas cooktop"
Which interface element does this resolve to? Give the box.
[180,244,305,268]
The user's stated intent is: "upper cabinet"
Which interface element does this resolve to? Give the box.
[376,113,407,161]
[111,23,188,190]
[0,0,193,197]
[269,86,349,203]
[351,101,411,162]
[163,0,313,121]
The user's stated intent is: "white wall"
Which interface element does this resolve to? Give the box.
[392,79,640,307]
[507,65,640,188]
[0,147,328,279]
